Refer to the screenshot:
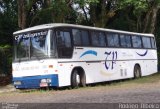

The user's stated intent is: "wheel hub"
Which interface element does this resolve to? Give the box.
[76,74,80,85]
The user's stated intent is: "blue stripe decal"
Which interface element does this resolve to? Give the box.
[13,74,59,89]
[80,50,97,58]
[136,50,148,56]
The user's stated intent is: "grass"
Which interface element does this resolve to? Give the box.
[102,72,160,87]
[76,72,160,90]
[127,72,160,84]
[17,87,55,93]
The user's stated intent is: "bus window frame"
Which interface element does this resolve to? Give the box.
[54,27,74,59]
[90,30,106,47]
[119,33,132,48]
[106,32,120,48]
[72,28,90,47]
[132,35,143,48]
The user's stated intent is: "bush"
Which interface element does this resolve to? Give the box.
[0,45,12,85]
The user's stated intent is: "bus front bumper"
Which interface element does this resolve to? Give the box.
[13,74,59,89]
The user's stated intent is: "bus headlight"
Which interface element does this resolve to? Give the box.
[46,78,52,83]
[14,81,21,85]
[41,79,51,83]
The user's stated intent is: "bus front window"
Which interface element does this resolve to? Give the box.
[14,30,56,61]
[16,34,30,59]
[30,31,49,59]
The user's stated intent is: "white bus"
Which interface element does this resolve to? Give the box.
[12,23,157,89]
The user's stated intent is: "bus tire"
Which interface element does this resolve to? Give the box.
[71,68,86,88]
[134,65,141,78]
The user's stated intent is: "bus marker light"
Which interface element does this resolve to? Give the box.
[41,79,47,83]
[49,65,53,68]
[14,81,21,85]
[46,78,52,83]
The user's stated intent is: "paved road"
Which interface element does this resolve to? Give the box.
[0,79,160,109]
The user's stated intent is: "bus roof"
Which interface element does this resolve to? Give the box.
[13,23,154,37]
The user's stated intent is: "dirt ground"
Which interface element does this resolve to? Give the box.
[0,77,160,104]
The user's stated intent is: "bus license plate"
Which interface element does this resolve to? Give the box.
[40,83,48,87]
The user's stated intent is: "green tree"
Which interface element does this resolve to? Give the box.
[0,0,16,78]
[73,0,118,27]
[119,0,160,34]
[17,0,77,28]
[0,0,18,45]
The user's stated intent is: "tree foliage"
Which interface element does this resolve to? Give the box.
[0,0,18,45]
[119,0,160,33]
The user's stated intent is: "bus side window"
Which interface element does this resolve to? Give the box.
[81,30,90,46]
[50,30,56,56]
[107,33,119,47]
[72,29,81,46]
[142,37,152,48]
[56,30,72,58]
[57,31,65,47]
[91,31,106,47]
[120,34,131,48]
[132,36,142,48]
[151,38,156,49]
[98,32,106,47]
[91,31,99,46]
[56,31,71,48]
[72,29,90,46]
[120,34,126,47]
[125,35,131,47]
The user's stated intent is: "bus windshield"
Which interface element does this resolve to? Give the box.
[14,30,55,61]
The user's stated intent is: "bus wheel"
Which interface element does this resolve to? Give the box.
[71,69,86,88]
[134,65,141,78]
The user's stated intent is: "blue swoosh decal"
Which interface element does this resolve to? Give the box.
[80,50,97,58]
[136,50,148,56]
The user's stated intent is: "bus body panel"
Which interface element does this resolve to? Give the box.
[12,59,59,88]
[12,47,157,88]
[12,23,158,89]
[57,47,157,86]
